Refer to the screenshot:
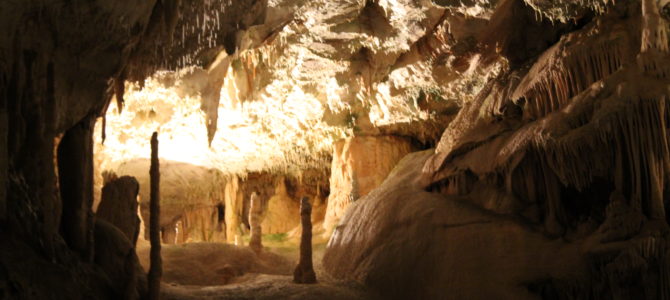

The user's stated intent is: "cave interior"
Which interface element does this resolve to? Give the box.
[2,0,670,299]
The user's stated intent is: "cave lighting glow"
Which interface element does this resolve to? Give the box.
[94,66,346,176]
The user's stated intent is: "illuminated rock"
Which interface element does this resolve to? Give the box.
[248,192,263,253]
[261,177,300,234]
[323,136,416,232]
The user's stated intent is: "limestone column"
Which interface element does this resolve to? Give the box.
[0,96,6,221]
[293,197,317,284]
[148,132,162,300]
[224,176,243,243]
[57,114,95,261]
[248,192,263,253]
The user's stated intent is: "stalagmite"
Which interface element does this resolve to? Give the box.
[148,132,162,300]
[0,98,6,221]
[248,191,263,253]
[293,196,317,284]
[97,175,141,246]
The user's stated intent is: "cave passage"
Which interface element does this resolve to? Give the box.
[3,0,670,299]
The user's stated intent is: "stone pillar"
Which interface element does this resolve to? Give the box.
[323,136,415,232]
[97,176,141,246]
[248,192,263,253]
[57,114,95,261]
[161,223,177,244]
[148,132,162,300]
[294,197,316,284]
[0,96,6,221]
[224,176,243,243]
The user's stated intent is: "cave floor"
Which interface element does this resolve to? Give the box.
[136,237,379,300]
[160,274,376,300]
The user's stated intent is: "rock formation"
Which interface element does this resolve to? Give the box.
[58,114,96,261]
[324,136,416,232]
[261,177,300,234]
[294,197,317,284]
[97,175,141,246]
[4,0,670,298]
[115,159,228,243]
[325,1,670,299]
[148,132,162,300]
[248,192,263,253]
[0,0,268,297]
[94,219,147,300]
[224,175,245,244]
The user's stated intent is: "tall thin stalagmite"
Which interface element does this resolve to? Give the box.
[148,132,162,300]
[248,192,263,253]
[293,196,317,284]
[0,97,6,221]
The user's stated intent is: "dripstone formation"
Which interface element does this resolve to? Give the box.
[97,175,141,246]
[294,196,317,284]
[248,191,263,253]
[148,132,162,300]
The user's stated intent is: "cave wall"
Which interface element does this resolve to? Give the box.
[0,0,158,297]
[113,158,330,245]
[323,135,416,232]
[0,94,6,221]
[325,0,670,299]
[0,0,270,298]
[58,114,96,260]
[261,177,300,234]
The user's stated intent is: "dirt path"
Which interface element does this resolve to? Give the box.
[161,274,377,300]
[136,240,379,299]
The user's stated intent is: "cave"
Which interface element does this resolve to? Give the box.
[2,0,670,299]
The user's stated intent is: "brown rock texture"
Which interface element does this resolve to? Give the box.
[0,0,273,298]
[0,98,5,221]
[57,114,96,261]
[294,197,317,284]
[248,192,263,253]
[148,132,161,300]
[324,136,416,231]
[261,177,300,234]
[97,176,141,246]
[325,1,670,299]
[115,159,228,243]
[224,175,245,244]
[93,219,147,300]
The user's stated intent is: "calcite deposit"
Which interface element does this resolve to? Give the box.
[2,0,670,299]
[97,175,141,246]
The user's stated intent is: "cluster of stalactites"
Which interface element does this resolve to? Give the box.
[426,0,670,230]
[523,0,611,23]
[511,35,629,121]
[532,92,669,218]
[639,0,670,79]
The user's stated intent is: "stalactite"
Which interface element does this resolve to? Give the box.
[513,35,629,120]
[101,114,107,144]
[163,0,181,44]
[639,0,670,79]
[113,72,126,114]
[431,67,670,235]
[148,132,162,300]
[294,196,317,284]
